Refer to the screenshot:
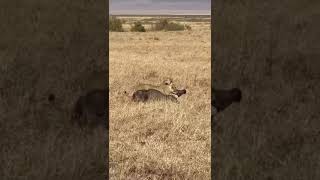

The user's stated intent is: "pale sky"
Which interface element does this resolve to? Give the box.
[110,0,211,15]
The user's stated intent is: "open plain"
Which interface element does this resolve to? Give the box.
[109,15,211,179]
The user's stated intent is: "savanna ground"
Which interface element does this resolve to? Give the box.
[213,1,320,179]
[109,16,211,179]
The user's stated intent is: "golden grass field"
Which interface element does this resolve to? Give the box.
[109,16,211,179]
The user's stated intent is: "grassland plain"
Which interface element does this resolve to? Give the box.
[212,1,320,179]
[109,16,211,179]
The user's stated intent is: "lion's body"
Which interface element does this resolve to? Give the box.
[133,83,175,96]
[132,89,179,103]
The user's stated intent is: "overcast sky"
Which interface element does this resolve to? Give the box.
[110,0,211,15]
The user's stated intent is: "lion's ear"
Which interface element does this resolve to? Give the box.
[163,78,173,85]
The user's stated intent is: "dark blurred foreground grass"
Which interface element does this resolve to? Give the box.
[212,0,320,179]
[0,0,107,179]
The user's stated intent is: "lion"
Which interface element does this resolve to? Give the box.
[132,89,180,103]
[126,78,186,98]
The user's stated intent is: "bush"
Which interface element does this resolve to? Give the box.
[184,24,192,31]
[165,22,185,31]
[130,21,146,32]
[153,19,169,31]
[152,19,185,31]
[109,16,124,32]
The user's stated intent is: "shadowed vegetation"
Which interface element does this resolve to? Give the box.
[213,0,320,179]
[109,16,124,32]
[0,0,107,179]
[130,21,146,32]
[152,19,186,31]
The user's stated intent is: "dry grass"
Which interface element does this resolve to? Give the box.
[109,16,211,179]
[213,0,320,179]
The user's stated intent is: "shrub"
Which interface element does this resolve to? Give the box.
[130,21,146,32]
[165,22,185,31]
[109,16,124,32]
[184,24,192,31]
[152,19,185,31]
[153,19,169,31]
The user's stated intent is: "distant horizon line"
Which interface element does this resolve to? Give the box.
[109,10,210,16]
[109,13,211,16]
